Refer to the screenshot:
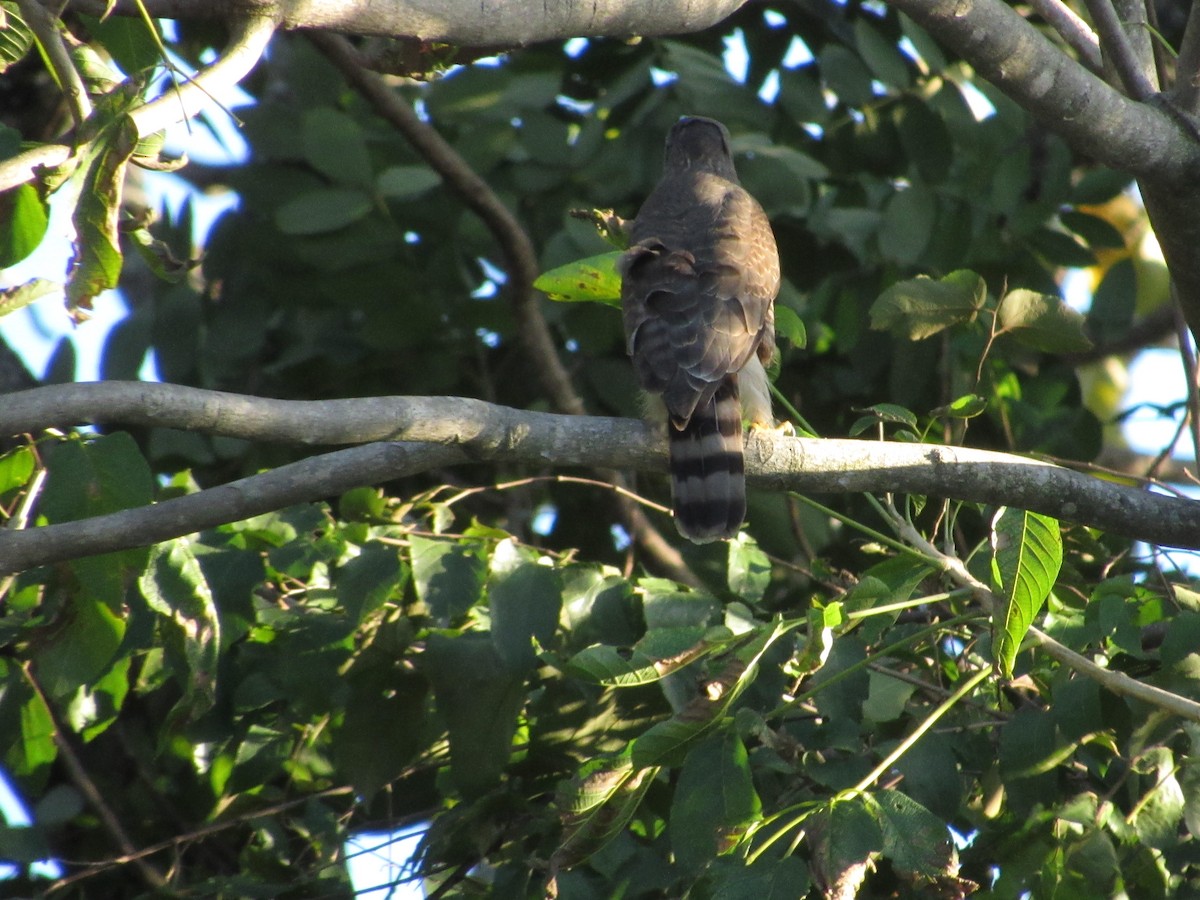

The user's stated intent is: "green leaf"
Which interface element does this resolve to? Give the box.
[0,183,49,266]
[998,288,1092,352]
[870,270,986,340]
[1088,258,1135,341]
[0,444,35,495]
[423,633,526,798]
[0,2,34,72]
[534,251,622,306]
[38,433,154,608]
[336,542,404,623]
[809,796,884,897]
[848,402,919,437]
[67,654,131,742]
[564,631,734,686]
[773,304,806,349]
[1059,211,1125,250]
[873,790,957,880]
[410,536,484,621]
[376,164,442,199]
[274,188,373,235]
[930,393,987,419]
[670,731,762,871]
[1129,747,1186,849]
[334,655,428,799]
[3,671,57,780]
[704,855,812,898]
[990,507,1063,677]
[32,594,126,702]
[819,43,875,107]
[139,540,221,722]
[878,183,936,265]
[1069,167,1133,204]
[727,533,770,605]
[730,133,830,180]
[79,12,163,77]
[854,19,911,88]
[302,108,373,188]
[488,561,562,670]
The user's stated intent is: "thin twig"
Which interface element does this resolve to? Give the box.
[1027,0,1104,73]
[0,14,276,192]
[21,663,167,890]
[1082,0,1157,97]
[885,508,1200,724]
[850,667,991,794]
[1172,288,1200,470]
[45,785,355,893]
[15,0,92,128]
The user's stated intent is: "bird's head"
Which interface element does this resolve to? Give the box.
[664,116,738,180]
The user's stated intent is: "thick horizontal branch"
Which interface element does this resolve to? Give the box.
[65,0,750,44]
[0,382,1198,575]
[884,0,1200,184]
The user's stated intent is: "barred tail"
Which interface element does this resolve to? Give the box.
[669,378,745,543]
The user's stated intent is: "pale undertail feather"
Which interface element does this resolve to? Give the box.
[669,377,745,543]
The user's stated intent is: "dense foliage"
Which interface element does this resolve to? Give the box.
[0,1,1197,897]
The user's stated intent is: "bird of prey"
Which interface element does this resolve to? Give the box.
[619,116,780,543]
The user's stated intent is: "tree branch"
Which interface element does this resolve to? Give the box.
[16,0,92,129]
[1082,0,1156,97]
[883,0,1199,182]
[65,0,751,44]
[1026,0,1103,74]
[0,14,277,193]
[21,663,167,889]
[1,382,1199,575]
[1172,0,1200,115]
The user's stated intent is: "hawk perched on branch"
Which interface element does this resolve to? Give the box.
[619,117,780,543]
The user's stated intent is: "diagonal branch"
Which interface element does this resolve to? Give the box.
[884,0,1199,182]
[21,663,167,889]
[1,382,1199,577]
[16,0,92,128]
[1082,0,1156,97]
[0,14,277,193]
[887,513,1200,725]
[1026,0,1103,74]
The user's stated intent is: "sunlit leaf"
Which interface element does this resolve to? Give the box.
[534,251,622,306]
[870,270,986,339]
[991,507,1063,677]
[998,288,1092,352]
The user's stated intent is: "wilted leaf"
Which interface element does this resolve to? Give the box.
[534,251,622,306]
[139,540,221,722]
[553,748,658,870]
